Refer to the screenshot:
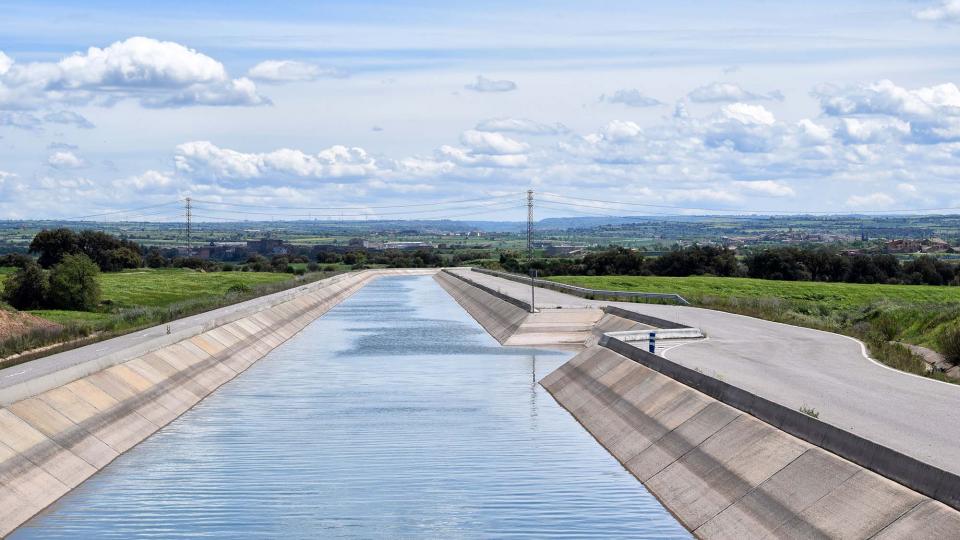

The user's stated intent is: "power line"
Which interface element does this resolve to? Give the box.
[187,193,521,211]
[188,198,524,218]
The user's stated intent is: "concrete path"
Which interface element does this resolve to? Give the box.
[448,269,960,476]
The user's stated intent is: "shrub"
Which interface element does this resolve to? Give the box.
[307,262,319,272]
[226,283,251,295]
[222,263,235,272]
[939,326,960,365]
[1,261,49,310]
[47,253,102,310]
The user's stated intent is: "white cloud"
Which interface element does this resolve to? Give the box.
[0,36,268,110]
[47,151,85,169]
[846,192,895,208]
[795,119,831,144]
[0,109,94,130]
[915,1,960,22]
[174,141,379,182]
[475,117,566,135]
[464,75,517,92]
[601,89,662,107]
[436,145,528,168]
[115,170,176,190]
[733,180,796,197]
[897,182,918,193]
[247,60,345,83]
[600,120,642,142]
[459,130,529,154]
[0,170,14,185]
[721,103,776,125]
[814,80,960,143]
[835,118,910,144]
[688,82,783,103]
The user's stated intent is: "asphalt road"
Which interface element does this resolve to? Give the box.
[449,269,960,476]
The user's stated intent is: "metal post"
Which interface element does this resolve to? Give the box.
[529,268,537,313]
[648,331,657,354]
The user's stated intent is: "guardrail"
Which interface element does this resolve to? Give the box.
[600,334,960,512]
[471,268,691,305]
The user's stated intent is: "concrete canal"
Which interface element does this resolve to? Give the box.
[12,275,687,539]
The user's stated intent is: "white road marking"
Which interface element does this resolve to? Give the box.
[4,370,27,378]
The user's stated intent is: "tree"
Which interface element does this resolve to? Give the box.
[104,247,143,272]
[29,228,79,268]
[145,248,168,268]
[47,254,101,310]
[1,261,49,310]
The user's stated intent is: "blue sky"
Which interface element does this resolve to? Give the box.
[1,0,959,220]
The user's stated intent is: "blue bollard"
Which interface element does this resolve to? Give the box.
[648,331,656,354]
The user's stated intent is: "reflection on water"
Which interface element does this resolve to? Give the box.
[13,276,689,539]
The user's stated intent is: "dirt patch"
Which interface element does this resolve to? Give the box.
[0,309,61,341]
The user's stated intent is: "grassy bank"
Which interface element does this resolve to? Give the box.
[548,274,959,382]
[0,268,338,364]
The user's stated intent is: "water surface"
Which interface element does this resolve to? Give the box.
[14,276,688,539]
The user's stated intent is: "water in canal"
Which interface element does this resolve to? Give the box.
[13,276,689,539]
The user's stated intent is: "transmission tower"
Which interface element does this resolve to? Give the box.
[185,197,193,254]
[526,189,534,256]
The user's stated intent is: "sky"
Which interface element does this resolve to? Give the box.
[1,0,960,221]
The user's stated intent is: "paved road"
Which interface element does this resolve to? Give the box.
[449,269,960,476]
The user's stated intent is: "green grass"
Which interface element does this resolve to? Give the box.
[97,268,291,308]
[548,274,960,382]
[548,275,960,310]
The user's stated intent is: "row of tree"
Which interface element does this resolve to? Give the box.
[518,245,958,286]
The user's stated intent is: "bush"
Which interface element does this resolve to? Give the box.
[323,265,336,272]
[222,263,235,272]
[1,261,49,310]
[307,262,319,272]
[226,283,251,295]
[47,253,102,310]
[939,326,960,365]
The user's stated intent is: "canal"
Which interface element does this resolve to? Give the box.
[13,275,688,539]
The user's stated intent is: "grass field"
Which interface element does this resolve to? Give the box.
[548,275,960,311]
[548,274,960,380]
[97,269,292,308]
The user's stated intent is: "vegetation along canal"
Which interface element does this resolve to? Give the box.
[12,275,688,539]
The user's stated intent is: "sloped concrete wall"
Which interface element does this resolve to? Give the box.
[0,269,432,536]
[434,270,530,344]
[542,345,960,539]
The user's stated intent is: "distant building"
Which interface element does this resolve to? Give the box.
[383,241,436,250]
[544,244,586,256]
[246,238,288,255]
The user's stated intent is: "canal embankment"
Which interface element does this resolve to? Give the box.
[439,268,960,538]
[0,268,435,537]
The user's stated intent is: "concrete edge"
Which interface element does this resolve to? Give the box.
[601,305,692,330]
[440,269,533,312]
[599,334,960,512]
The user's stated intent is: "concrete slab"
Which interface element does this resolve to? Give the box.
[695,447,860,538]
[646,415,809,530]
[0,441,68,538]
[773,469,926,538]
[872,499,960,539]
[65,375,160,453]
[124,357,199,415]
[7,397,118,469]
[0,408,95,488]
[626,401,743,483]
